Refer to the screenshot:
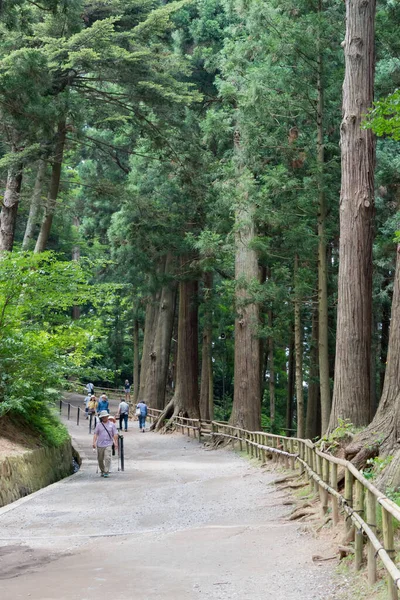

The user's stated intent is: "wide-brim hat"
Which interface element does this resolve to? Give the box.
[98,410,109,419]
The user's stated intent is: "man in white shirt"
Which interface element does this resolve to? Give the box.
[117,398,130,432]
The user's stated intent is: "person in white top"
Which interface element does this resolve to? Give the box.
[117,398,130,432]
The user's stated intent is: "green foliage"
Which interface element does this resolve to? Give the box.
[0,252,99,444]
[361,455,393,481]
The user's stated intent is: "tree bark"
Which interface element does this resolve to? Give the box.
[379,286,391,396]
[72,216,80,320]
[133,316,140,405]
[229,126,261,431]
[34,121,67,253]
[199,271,214,421]
[229,201,261,431]
[139,287,161,401]
[286,333,295,435]
[316,14,331,434]
[0,158,23,251]
[294,255,305,438]
[155,267,200,427]
[268,310,276,426]
[143,255,177,410]
[329,0,376,430]
[22,159,47,250]
[306,308,321,440]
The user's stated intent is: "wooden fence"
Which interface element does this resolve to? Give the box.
[145,410,400,600]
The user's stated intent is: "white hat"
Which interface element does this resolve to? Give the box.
[98,411,109,419]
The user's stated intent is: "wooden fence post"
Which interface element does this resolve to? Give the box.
[344,469,354,534]
[354,480,365,571]
[289,439,295,470]
[330,462,339,526]
[382,507,398,600]
[366,490,377,585]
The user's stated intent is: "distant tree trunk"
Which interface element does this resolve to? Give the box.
[316,18,331,434]
[286,333,295,435]
[133,316,140,405]
[155,267,199,428]
[294,255,305,438]
[143,255,177,410]
[199,272,214,421]
[0,157,23,251]
[306,309,321,440]
[139,288,161,401]
[268,310,275,426]
[168,315,178,395]
[230,128,261,431]
[329,0,376,430]
[22,159,47,250]
[72,216,80,320]
[35,121,67,253]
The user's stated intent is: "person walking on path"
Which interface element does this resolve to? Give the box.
[88,395,97,417]
[124,379,131,402]
[97,393,109,414]
[86,382,95,395]
[117,398,130,432]
[92,411,118,478]
[83,393,91,419]
[136,400,148,432]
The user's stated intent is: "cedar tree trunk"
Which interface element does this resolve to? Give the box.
[316,19,331,434]
[155,270,200,428]
[306,309,321,440]
[199,271,214,421]
[294,255,305,438]
[133,316,140,405]
[22,159,47,250]
[143,255,177,409]
[35,121,66,253]
[0,159,23,251]
[329,0,376,430]
[229,199,261,431]
[268,310,275,425]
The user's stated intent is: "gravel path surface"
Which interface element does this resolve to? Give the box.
[0,394,340,599]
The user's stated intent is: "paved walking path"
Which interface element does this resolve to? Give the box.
[0,394,341,599]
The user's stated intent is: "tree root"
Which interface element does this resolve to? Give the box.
[278,482,308,490]
[338,545,354,560]
[289,507,316,521]
[312,554,337,563]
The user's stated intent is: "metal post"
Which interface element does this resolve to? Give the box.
[77,406,80,426]
[67,403,71,420]
[59,399,62,414]
[119,434,124,472]
[89,413,93,434]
